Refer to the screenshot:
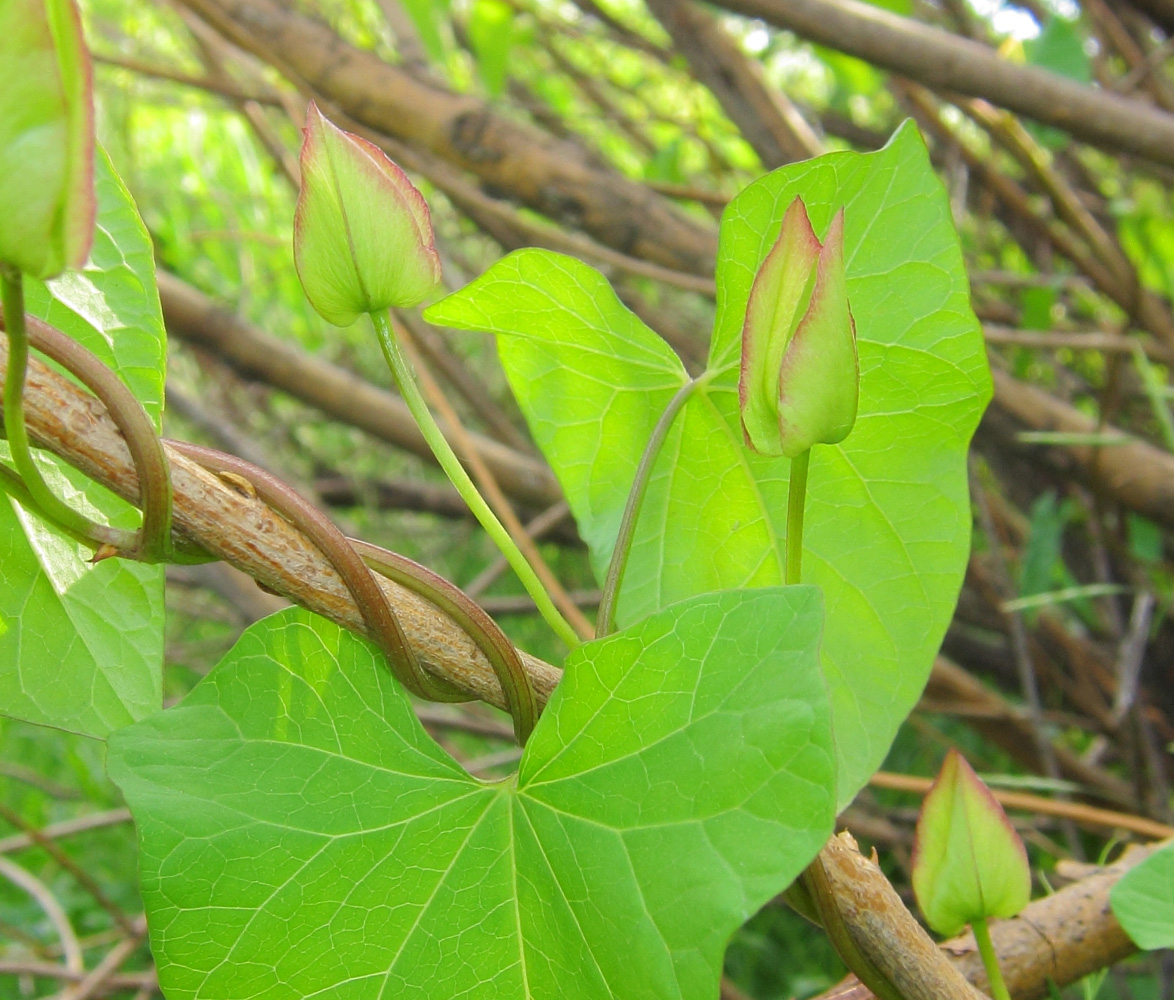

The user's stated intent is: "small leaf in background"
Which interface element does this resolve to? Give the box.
[0,0,94,278]
[399,0,451,63]
[468,0,515,97]
[1110,842,1174,950]
[645,136,686,186]
[1024,17,1091,149]
[108,589,835,1000]
[1018,285,1056,330]
[294,103,441,326]
[0,149,165,738]
[1019,490,1072,599]
[912,749,1031,937]
[1024,16,1092,84]
[1126,513,1163,564]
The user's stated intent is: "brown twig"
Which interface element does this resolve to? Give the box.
[869,771,1174,840]
[0,805,136,937]
[0,330,563,709]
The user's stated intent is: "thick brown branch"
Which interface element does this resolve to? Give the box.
[711,0,1174,167]
[0,332,561,710]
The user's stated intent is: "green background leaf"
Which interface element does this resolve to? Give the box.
[430,123,990,807]
[108,589,834,1000]
[1110,842,1174,950]
[468,0,516,96]
[0,148,165,738]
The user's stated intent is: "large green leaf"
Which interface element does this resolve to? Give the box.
[427,122,991,806]
[108,590,833,1000]
[1110,842,1174,950]
[0,148,166,738]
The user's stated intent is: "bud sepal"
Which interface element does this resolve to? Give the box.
[294,102,442,327]
[912,748,1031,938]
[738,198,858,459]
[0,0,95,279]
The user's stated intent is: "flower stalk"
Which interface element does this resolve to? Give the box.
[374,310,581,650]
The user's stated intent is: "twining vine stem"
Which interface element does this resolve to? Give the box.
[0,266,132,551]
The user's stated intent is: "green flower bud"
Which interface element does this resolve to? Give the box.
[738,197,858,459]
[912,749,1031,937]
[294,103,442,327]
[0,0,95,279]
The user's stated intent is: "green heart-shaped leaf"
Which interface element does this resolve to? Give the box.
[426,122,991,806]
[108,589,833,999]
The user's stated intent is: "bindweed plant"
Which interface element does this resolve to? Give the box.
[0,4,1082,998]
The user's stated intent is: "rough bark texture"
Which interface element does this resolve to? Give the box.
[0,333,561,710]
[817,833,990,1000]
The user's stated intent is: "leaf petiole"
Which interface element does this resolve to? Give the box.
[597,376,699,636]
[786,448,811,586]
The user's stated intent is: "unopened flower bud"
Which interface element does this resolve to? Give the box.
[0,0,95,279]
[294,103,442,327]
[738,198,858,459]
[912,749,1031,937]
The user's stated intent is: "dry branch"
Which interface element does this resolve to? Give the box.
[0,332,561,710]
[712,0,1174,167]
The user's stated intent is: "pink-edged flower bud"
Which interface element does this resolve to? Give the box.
[738,198,858,459]
[0,0,95,279]
[912,749,1031,937]
[294,103,442,327]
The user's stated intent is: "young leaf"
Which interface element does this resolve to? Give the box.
[0,150,165,738]
[108,589,834,1000]
[428,122,991,807]
[912,749,1031,937]
[1110,841,1174,950]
